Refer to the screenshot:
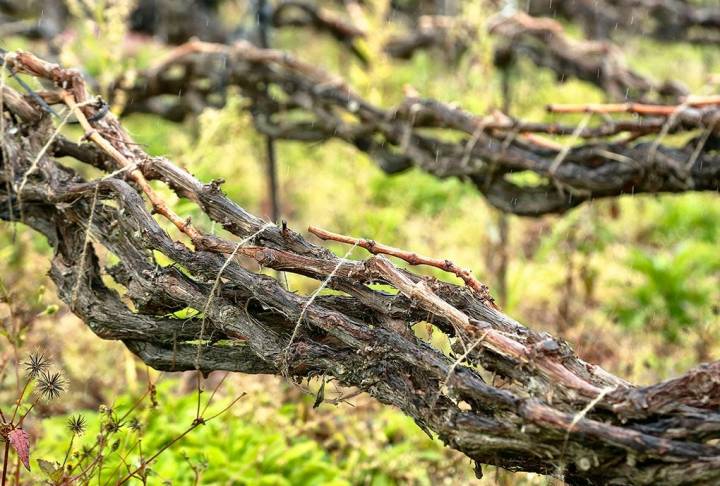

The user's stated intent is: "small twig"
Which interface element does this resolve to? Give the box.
[101,440,140,486]
[308,225,497,308]
[199,372,230,417]
[70,380,159,483]
[203,392,247,422]
[62,433,77,469]
[323,387,364,406]
[546,101,713,116]
[115,392,245,485]
[2,440,9,486]
[59,91,204,244]
[9,382,26,423]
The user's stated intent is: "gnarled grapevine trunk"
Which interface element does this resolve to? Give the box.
[1,51,719,485]
[112,41,720,216]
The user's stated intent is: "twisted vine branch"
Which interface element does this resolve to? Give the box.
[112,40,720,216]
[0,50,719,485]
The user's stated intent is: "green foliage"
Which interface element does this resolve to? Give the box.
[646,194,720,244]
[62,0,159,93]
[611,242,720,343]
[369,170,473,217]
[32,380,469,485]
[535,207,613,259]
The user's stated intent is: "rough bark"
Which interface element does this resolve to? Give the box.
[382,12,686,100]
[1,50,720,485]
[0,0,365,53]
[112,41,720,216]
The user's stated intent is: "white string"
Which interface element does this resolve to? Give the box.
[16,108,73,214]
[427,329,489,415]
[70,185,100,308]
[646,102,688,164]
[549,113,592,175]
[17,98,97,217]
[560,385,617,457]
[282,242,359,370]
[685,119,718,173]
[194,222,275,368]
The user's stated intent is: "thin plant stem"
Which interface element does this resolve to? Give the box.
[116,391,245,485]
[200,372,229,417]
[10,378,31,423]
[100,440,139,486]
[62,433,76,469]
[17,399,37,426]
[204,393,247,422]
[12,455,19,486]
[116,423,201,485]
[195,372,203,420]
[2,440,10,486]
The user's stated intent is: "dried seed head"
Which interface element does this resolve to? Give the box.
[98,405,113,416]
[104,419,121,434]
[24,353,50,379]
[37,370,65,400]
[128,418,142,432]
[67,415,87,435]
